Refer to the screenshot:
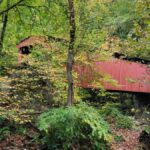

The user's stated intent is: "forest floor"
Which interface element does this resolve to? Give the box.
[0,128,41,150]
[110,127,141,150]
[0,124,144,150]
[0,100,149,150]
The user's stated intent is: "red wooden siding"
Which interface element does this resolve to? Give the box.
[74,59,150,93]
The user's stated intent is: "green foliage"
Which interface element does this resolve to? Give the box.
[0,116,11,141]
[79,89,120,103]
[100,102,133,129]
[144,126,150,135]
[105,0,137,39]
[16,126,27,135]
[116,116,133,129]
[114,135,123,143]
[0,126,10,141]
[37,103,111,150]
[0,62,52,123]
[0,1,149,148]
[0,115,5,125]
[99,102,122,118]
[0,42,80,123]
[0,115,31,141]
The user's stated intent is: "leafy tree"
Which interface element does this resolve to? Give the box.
[0,0,149,107]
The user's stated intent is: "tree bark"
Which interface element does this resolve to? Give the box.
[0,0,9,53]
[0,13,8,52]
[67,0,76,106]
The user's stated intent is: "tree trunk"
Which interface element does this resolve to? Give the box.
[67,0,76,106]
[0,0,9,53]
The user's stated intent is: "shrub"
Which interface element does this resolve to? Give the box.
[99,102,134,129]
[99,102,122,118]
[37,103,111,150]
[0,127,10,141]
[115,116,133,129]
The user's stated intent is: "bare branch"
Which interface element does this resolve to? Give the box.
[47,35,68,44]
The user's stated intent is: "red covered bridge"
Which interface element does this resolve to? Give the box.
[74,59,150,93]
[17,36,150,94]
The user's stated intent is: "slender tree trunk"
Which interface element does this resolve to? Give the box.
[67,0,76,106]
[0,13,8,52]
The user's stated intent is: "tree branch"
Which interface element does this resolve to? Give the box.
[0,0,25,15]
[0,13,8,52]
[47,35,68,44]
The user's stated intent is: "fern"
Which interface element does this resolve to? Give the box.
[37,103,110,150]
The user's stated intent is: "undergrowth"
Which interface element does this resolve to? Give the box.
[99,102,134,129]
[37,103,111,150]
